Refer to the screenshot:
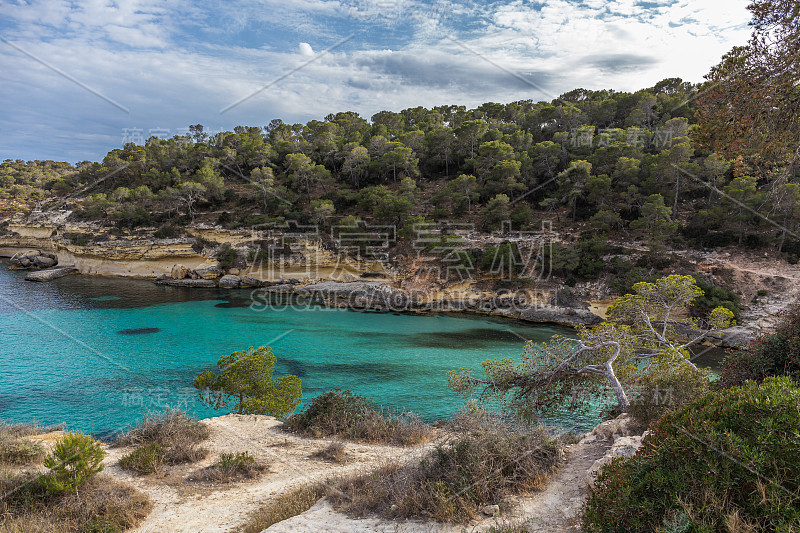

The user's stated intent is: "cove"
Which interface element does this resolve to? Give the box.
[0,264,603,436]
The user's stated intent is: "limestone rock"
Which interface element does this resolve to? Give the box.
[587,433,644,488]
[590,414,633,441]
[481,504,500,516]
[156,278,217,288]
[24,266,77,282]
[33,255,57,268]
[219,275,241,288]
[518,306,603,327]
[240,276,261,287]
[171,264,189,279]
[195,265,223,280]
[265,283,296,292]
[9,250,58,270]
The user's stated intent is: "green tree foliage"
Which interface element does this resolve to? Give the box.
[194,346,302,417]
[449,275,734,417]
[38,432,105,493]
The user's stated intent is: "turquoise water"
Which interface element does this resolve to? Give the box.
[0,264,599,437]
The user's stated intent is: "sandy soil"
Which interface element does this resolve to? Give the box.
[89,415,612,533]
[264,434,611,533]
[101,415,434,533]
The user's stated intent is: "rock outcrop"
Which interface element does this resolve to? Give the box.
[9,250,58,270]
[218,275,241,288]
[155,278,217,288]
[586,433,646,488]
[24,266,77,282]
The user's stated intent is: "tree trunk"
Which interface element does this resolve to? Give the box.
[673,173,680,219]
[604,363,629,411]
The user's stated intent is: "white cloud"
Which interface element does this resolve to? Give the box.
[0,0,756,161]
[298,42,314,56]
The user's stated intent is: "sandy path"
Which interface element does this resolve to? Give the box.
[101,415,432,533]
[264,434,612,533]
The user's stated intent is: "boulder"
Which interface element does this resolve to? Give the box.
[9,250,58,270]
[265,284,296,293]
[33,255,57,268]
[239,276,262,287]
[194,265,223,280]
[171,264,189,279]
[590,414,634,441]
[519,305,603,326]
[156,278,217,288]
[587,433,645,488]
[218,275,241,288]
[25,266,77,282]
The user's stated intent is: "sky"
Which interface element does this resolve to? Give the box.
[0,0,753,163]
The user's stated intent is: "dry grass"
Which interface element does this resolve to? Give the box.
[0,422,59,467]
[191,452,268,483]
[283,390,432,446]
[0,474,151,533]
[116,408,209,475]
[329,413,565,523]
[237,483,326,533]
[311,442,348,464]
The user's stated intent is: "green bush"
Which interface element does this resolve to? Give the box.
[689,275,742,320]
[284,390,430,446]
[116,408,209,474]
[38,432,105,493]
[153,224,181,239]
[721,304,800,388]
[216,243,239,270]
[624,356,712,430]
[583,377,800,532]
[119,443,165,475]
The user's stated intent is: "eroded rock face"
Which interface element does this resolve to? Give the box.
[586,433,646,488]
[218,274,241,288]
[195,265,223,280]
[9,250,58,270]
[24,266,77,281]
[171,264,189,279]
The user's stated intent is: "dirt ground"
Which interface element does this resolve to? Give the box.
[87,415,612,533]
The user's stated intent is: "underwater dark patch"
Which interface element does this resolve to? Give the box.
[408,328,527,349]
[118,327,161,335]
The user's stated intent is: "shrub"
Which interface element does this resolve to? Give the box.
[720,304,800,388]
[624,355,712,430]
[116,407,209,449]
[238,483,326,533]
[689,275,742,319]
[583,377,800,532]
[116,408,209,474]
[193,452,267,483]
[38,432,105,494]
[312,442,347,463]
[283,390,430,446]
[0,437,44,466]
[1,474,151,533]
[119,443,166,475]
[216,243,239,270]
[329,413,564,523]
[153,224,181,239]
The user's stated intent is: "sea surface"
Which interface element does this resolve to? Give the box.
[0,264,725,438]
[0,265,589,436]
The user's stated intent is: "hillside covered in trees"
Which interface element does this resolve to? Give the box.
[2,75,800,286]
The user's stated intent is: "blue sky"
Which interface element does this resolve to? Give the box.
[0,0,752,162]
